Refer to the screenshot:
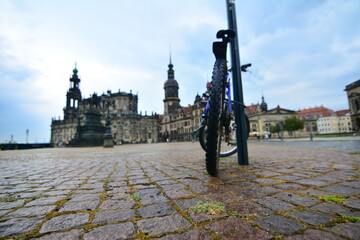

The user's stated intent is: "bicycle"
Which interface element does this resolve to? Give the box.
[194,29,251,176]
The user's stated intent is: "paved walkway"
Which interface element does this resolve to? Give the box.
[250,136,360,152]
[0,143,359,239]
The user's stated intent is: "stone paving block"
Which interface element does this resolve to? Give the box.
[136,214,192,236]
[297,188,337,197]
[99,200,134,210]
[13,191,45,198]
[73,189,102,194]
[134,184,158,190]
[83,222,135,240]
[140,192,168,206]
[256,196,296,212]
[343,198,360,209]
[275,175,303,181]
[311,201,360,218]
[45,190,71,196]
[326,222,360,239]
[231,186,279,199]
[5,205,55,218]
[228,200,273,217]
[79,183,104,189]
[107,182,127,188]
[39,213,89,233]
[273,192,320,207]
[163,188,194,199]
[32,229,84,240]
[68,194,101,201]
[319,185,360,195]
[138,203,177,218]
[297,179,329,187]
[129,178,150,185]
[206,217,272,240]
[107,192,129,200]
[59,200,99,212]
[285,229,344,240]
[285,209,333,226]
[205,192,242,204]
[92,209,135,224]
[135,188,160,195]
[0,210,9,217]
[341,181,360,189]
[257,170,280,177]
[178,178,204,186]
[273,183,305,191]
[188,209,228,224]
[252,215,305,235]
[0,199,25,209]
[107,187,131,194]
[190,185,219,195]
[0,216,45,237]
[174,197,205,210]
[157,227,215,240]
[253,178,280,185]
[162,184,185,191]
[25,196,65,207]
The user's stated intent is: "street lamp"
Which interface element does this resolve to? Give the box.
[103,90,114,147]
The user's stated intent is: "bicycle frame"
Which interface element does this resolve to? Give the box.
[194,73,233,134]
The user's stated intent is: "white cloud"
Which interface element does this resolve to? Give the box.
[0,0,359,143]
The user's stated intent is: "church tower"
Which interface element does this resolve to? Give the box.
[64,64,82,120]
[260,94,268,112]
[163,56,180,115]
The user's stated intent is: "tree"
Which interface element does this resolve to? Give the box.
[283,116,304,136]
[270,123,281,134]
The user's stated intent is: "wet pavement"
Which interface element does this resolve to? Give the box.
[0,142,359,239]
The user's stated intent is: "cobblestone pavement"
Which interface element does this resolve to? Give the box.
[0,143,359,240]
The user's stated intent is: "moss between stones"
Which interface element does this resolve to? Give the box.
[190,201,226,215]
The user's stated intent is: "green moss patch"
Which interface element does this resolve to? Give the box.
[319,195,346,203]
[190,201,226,215]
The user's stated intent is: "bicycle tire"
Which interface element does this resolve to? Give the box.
[205,58,227,176]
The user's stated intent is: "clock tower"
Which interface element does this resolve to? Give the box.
[163,57,180,115]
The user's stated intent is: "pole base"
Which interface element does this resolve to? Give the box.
[103,136,114,148]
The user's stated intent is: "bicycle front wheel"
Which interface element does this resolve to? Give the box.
[199,123,237,158]
[205,58,227,176]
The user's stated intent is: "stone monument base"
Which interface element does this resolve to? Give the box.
[103,136,114,148]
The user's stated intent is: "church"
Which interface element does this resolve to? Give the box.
[50,66,159,146]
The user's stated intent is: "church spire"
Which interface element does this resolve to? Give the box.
[167,50,174,79]
[168,47,173,70]
[260,94,268,112]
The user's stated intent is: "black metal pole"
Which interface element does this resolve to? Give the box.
[226,0,249,165]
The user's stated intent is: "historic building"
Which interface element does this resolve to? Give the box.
[317,110,352,134]
[247,96,297,137]
[297,106,334,135]
[51,66,159,146]
[345,79,360,133]
[159,59,206,142]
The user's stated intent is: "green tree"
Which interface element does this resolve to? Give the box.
[283,116,304,136]
[270,123,281,134]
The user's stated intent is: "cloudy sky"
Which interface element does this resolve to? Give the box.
[0,0,359,143]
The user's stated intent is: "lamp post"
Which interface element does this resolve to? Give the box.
[103,90,114,147]
[226,0,249,165]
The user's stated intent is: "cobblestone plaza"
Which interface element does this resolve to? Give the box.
[0,142,359,239]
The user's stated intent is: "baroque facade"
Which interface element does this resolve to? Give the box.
[345,79,360,133]
[51,66,158,146]
[247,97,298,137]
